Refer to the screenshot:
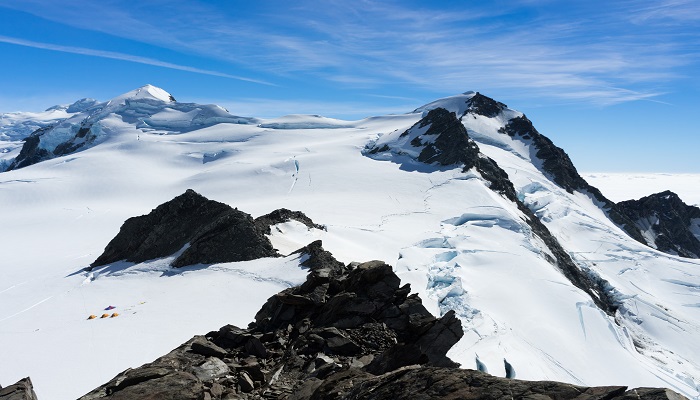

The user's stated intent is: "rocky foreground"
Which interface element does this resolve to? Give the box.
[3,240,686,399]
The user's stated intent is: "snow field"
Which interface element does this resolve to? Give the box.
[2,88,699,398]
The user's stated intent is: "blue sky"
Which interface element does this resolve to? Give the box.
[0,0,698,172]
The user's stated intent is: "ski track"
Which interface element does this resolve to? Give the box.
[0,296,53,322]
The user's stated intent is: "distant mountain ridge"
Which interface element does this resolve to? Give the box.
[2,85,254,171]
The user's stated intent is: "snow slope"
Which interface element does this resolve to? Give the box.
[1,87,699,399]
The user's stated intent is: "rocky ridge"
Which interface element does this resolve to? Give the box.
[90,190,320,269]
[366,108,619,314]
[70,241,686,399]
[617,190,700,258]
[497,114,649,246]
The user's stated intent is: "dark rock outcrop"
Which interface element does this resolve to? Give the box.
[74,242,686,400]
[254,209,325,235]
[6,127,52,171]
[304,366,677,400]
[412,108,481,168]
[90,189,277,269]
[0,378,38,400]
[499,114,648,245]
[462,91,507,118]
[617,191,700,258]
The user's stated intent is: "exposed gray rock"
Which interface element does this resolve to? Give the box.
[190,335,229,358]
[192,358,229,381]
[237,371,254,393]
[0,378,38,400]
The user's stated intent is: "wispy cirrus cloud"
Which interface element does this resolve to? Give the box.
[0,35,272,86]
[0,0,696,106]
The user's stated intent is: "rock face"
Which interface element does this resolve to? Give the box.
[0,378,39,400]
[617,191,700,258]
[90,189,277,268]
[75,242,686,400]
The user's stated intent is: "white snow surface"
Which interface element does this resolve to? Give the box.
[1,88,699,399]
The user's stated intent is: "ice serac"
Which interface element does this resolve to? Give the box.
[4,85,255,171]
[75,242,686,400]
[90,189,277,269]
[366,107,619,314]
[617,190,700,258]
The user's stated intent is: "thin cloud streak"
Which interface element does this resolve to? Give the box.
[0,35,273,86]
[211,97,416,120]
[1,1,695,106]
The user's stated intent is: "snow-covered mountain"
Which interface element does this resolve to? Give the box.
[1,86,699,399]
[1,85,254,171]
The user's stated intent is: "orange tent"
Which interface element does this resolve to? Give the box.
[87,315,97,320]
[110,313,119,318]
[100,313,110,318]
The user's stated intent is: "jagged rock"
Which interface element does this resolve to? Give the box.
[237,371,255,393]
[90,189,277,268]
[190,336,229,358]
[6,128,51,171]
[254,208,325,235]
[617,191,700,258]
[293,240,345,275]
[462,92,507,118]
[0,378,38,400]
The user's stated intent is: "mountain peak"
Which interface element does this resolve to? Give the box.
[109,84,176,105]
